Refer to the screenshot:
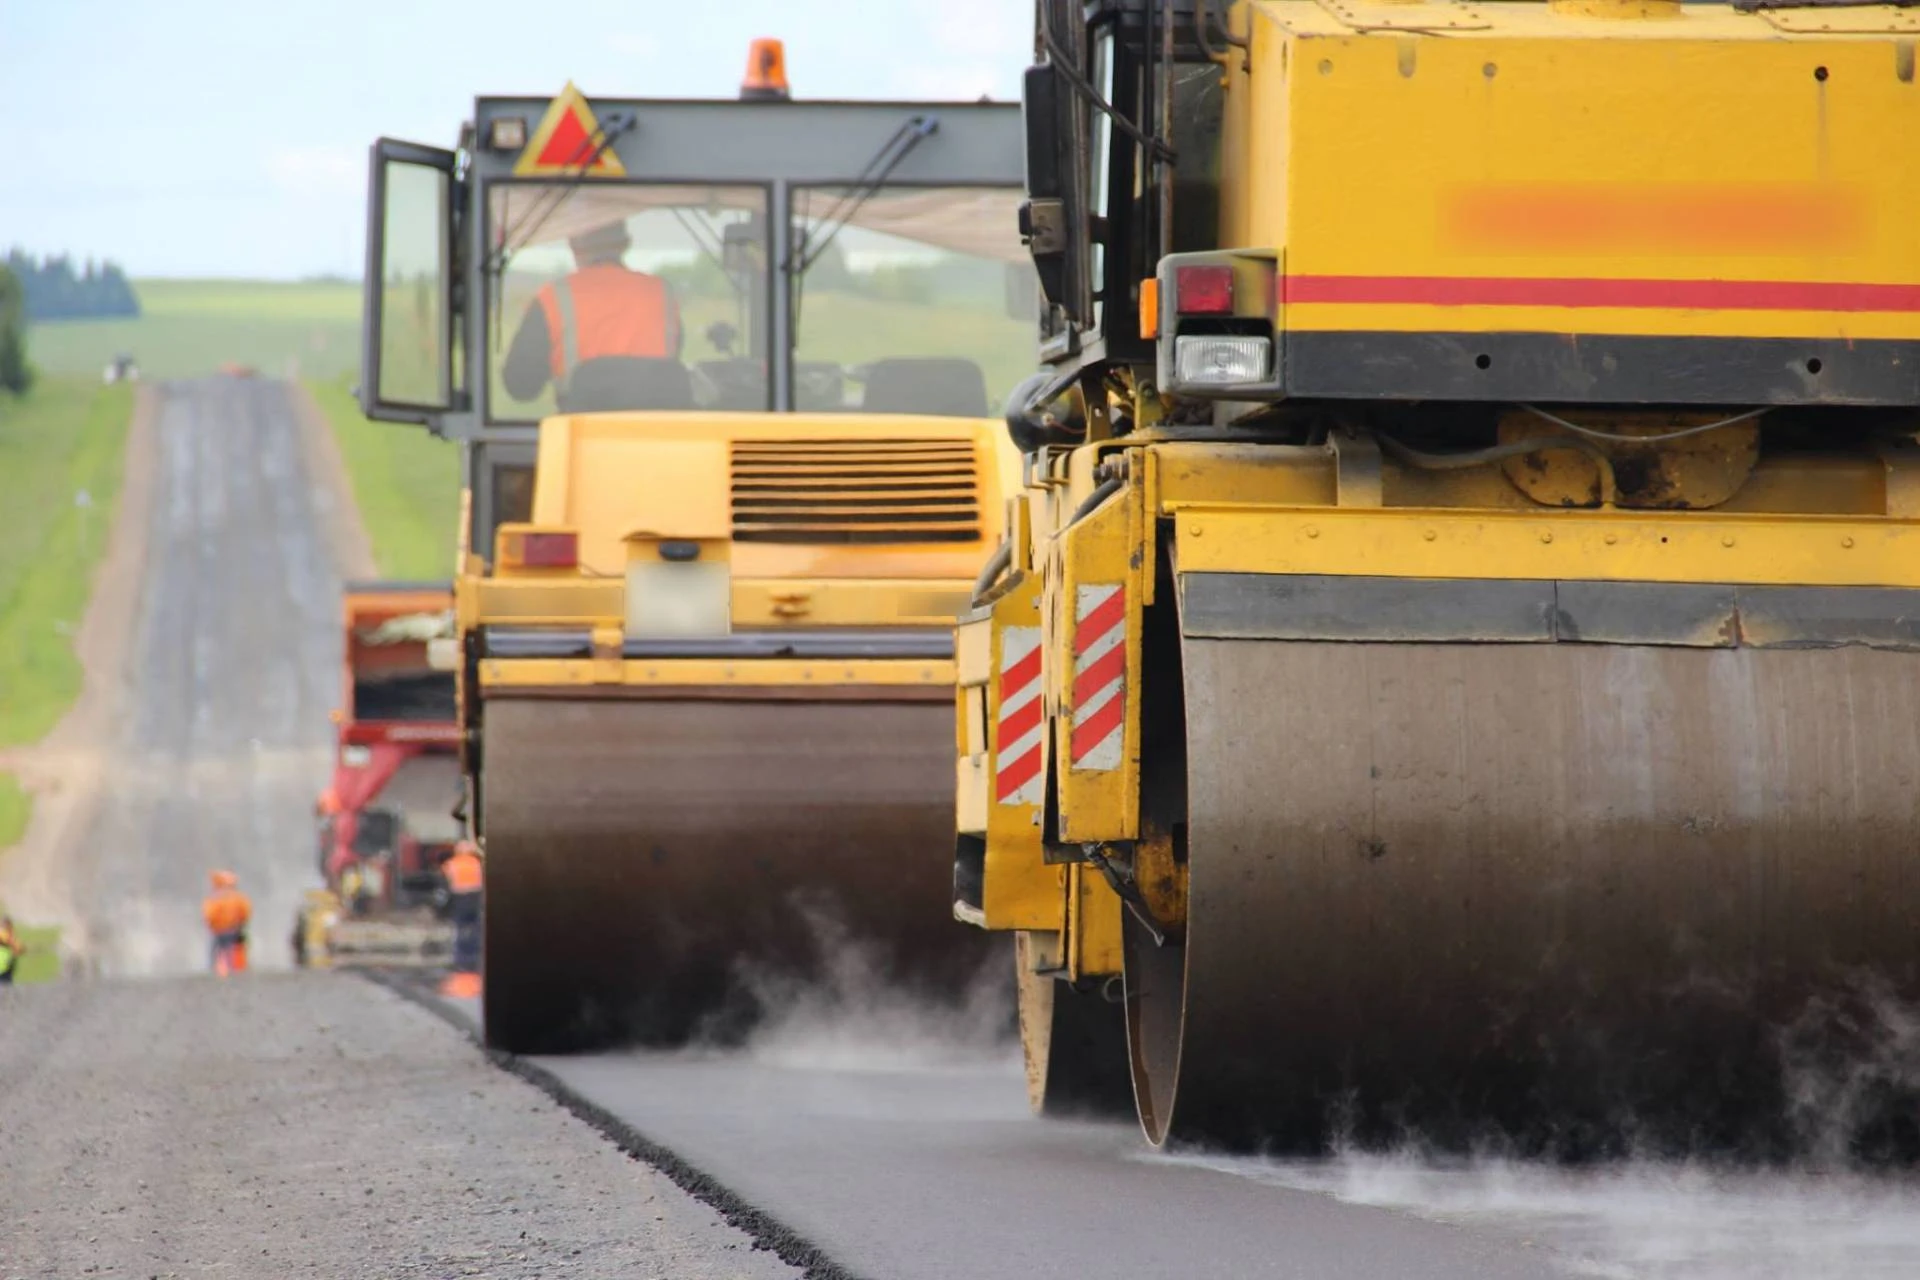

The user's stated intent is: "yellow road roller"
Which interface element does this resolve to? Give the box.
[357,47,1032,1051]
[959,0,1920,1152]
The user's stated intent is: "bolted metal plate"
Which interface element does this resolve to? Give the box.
[1316,0,1491,31]
[1759,5,1920,31]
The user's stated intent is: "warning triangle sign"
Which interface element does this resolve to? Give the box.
[513,83,627,177]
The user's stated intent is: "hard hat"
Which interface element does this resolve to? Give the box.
[317,787,341,815]
[211,869,238,889]
[568,221,631,260]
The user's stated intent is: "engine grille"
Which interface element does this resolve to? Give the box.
[729,438,983,545]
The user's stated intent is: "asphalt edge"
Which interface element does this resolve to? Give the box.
[363,969,866,1280]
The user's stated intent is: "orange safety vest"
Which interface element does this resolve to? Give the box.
[536,264,680,383]
[202,889,252,935]
[442,850,484,895]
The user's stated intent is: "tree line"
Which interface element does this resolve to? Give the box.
[4,249,141,321]
[0,264,29,396]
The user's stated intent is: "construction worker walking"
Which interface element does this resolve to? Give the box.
[499,220,686,413]
[202,870,253,976]
[0,916,25,986]
[439,840,484,998]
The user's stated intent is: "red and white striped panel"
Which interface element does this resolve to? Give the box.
[994,626,1044,806]
[1070,584,1126,771]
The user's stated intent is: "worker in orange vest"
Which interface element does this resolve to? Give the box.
[202,870,253,976]
[439,840,485,997]
[499,220,684,412]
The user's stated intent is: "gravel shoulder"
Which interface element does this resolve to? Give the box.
[0,972,801,1280]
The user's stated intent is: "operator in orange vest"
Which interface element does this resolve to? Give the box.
[202,870,252,977]
[500,220,683,411]
[439,839,485,996]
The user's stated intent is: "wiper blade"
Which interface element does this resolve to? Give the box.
[790,114,938,279]
[787,115,939,344]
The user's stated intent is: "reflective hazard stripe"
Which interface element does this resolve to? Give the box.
[995,626,1044,805]
[1070,585,1125,771]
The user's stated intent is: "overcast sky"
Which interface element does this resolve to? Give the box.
[0,0,1030,279]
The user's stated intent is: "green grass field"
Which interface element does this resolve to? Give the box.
[27,278,361,382]
[0,377,129,982]
[308,376,461,579]
[0,379,132,747]
[0,774,27,857]
[8,924,61,984]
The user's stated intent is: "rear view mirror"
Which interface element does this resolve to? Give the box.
[1013,8,1090,328]
[362,139,458,423]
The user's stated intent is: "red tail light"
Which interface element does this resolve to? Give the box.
[1174,264,1234,315]
[501,528,579,569]
[520,531,578,568]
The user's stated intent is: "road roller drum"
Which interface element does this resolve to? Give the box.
[1121,631,1920,1153]
[483,696,1003,1053]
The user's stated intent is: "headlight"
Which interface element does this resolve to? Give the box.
[1174,335,1272,387]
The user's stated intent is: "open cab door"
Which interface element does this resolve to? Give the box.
[361,139,460,426]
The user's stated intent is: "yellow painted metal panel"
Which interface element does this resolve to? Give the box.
[465,577,625,625]
[479,657,955,689]
[1231,3,1920,340]
[1172,504,1920,588]
[1055,480,1146,844]
[526,410,1014,581]
[1068,863,1124,982]
[979,571,1066,932]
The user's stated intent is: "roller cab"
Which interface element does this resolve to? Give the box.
[357,56,1037,1051]
[471,411,1018,1050]
[971,0,1920,1150]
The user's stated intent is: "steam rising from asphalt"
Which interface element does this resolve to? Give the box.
[1156,1152,1920,1280]
[1148,984,1920,1278]
[726,903,1018,1075]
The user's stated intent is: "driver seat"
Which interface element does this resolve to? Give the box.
[559,357,696,413]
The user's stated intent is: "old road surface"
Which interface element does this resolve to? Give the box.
[62,375,355,974]
[8,376,1918,1279]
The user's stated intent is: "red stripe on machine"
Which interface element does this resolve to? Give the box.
[995,625,1045,807]
[1283,274,1920,314]
[995,744,1044,803]
[999,694,1043,746]
[1070,695,1125,765]
[1072,645,1126,709]
[1074,590,1127,655]
[1000,646,1041,700]
[1071,584,1127,771]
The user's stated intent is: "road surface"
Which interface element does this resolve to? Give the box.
[419,969,1920,1280]
[60,375,349,974]
[0,974,797,1279]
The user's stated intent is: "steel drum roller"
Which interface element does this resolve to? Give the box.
[481,695,999,1053]
[1126,632,1920,1150]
